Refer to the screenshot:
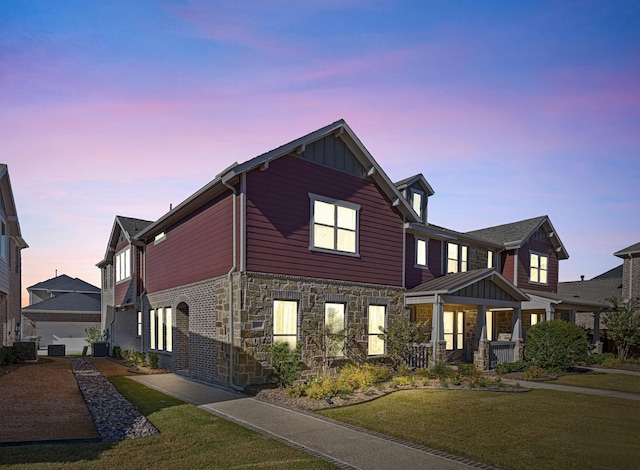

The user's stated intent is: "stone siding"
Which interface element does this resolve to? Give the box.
[468,246,491,271]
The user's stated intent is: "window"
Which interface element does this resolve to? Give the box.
[273,300,298,349]
[115,247,131,282]
[325,303,345,357]
[0,222,6,259]
[154,232,166,244]
[444,311,464,350]
[416,238,428,267]
[367,305,386,355]
[310,195,359,255]
[530,313,542,326]
[530,253,548,284]
[150,307,172,352]
[447,243,468,274]
[486,311,493,341]
[137,311,142,337]
[487,250,494,269]
[411,190,424,219]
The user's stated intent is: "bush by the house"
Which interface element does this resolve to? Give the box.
[0,345,25,366]
[522,365,547,378]
[603,297,640,360]
[267,341,302,388]
[148,352,159,369]
[584,352,615,365]
[525,319,588,371]
[495,360,529,375]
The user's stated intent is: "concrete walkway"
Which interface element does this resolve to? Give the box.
[129,374,493,470]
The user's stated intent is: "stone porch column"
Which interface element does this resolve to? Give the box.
[430,296,446,367]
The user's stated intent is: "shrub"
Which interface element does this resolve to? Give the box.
[285,383,307,398]
[432,362,456,378]
[85,327,102,344]
[380,318,430,369]
[523,365,547,378]
[112,346,122,360]
[525,320,588,371]
[457,364,476,378]
[267,342,302,388]
[133,351,146,366]
[0,345,25,366]
[306,378,339,400]
[364,363,393,382]
[602,357,624,368]
[391,376,413,388]
[495,361,529,375]
[148,353,159,369]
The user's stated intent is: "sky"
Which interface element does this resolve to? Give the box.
[1,1,639,307]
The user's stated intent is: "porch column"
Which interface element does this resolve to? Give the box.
[545,305,555,322]
[430,296,446,367]
[511,307,524,362]
[474,305,489,371]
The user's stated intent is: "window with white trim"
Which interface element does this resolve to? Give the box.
[137,311,142,337]
[416,238,428,267]
[411,190,424,220]
[273,300,298,349]
[444,311,464,350]
[150,307,172,352]
[447,243,468,274]
[367,305,386,355]
[487,250,494,269]
[310,195,359,255]
[530,252,548,284]
[115,247,131,282]
[325,303,345,357]
[0,221,7,259]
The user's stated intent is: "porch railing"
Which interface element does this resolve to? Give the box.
[404,343,430,369]
[489,341,515,369]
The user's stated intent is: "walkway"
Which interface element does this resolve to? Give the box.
[129,374,494,470]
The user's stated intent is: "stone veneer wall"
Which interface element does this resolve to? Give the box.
[468,246,491,271]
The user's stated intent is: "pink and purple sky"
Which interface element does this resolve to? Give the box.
[2,1,639,307]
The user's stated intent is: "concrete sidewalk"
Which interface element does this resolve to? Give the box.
[129,374,492,470]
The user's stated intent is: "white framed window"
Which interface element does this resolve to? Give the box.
[137,311,142,337]
[310,194,360,255]
[530,313,542,326]
[367,305,386,356]
[444,311,464,350]
[150,307,172,352]
[486,311,493,341]
[416,238,428,267]
[115,247,131,282]
[411,190,424,220]
[149,309,156,350]
[273,300,298,349]
[325,303,345,357]
[530,252,548,284]
[487,250,494,269]
[447,243,468,274]
[0,221,7,259]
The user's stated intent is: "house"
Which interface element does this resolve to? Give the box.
[20,275,101,353]
[99,119,590,386]
[614,242,640,302]
[0,164,28,347]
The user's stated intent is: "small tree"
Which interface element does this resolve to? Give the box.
[525,319,588,371]
[85,327,102,344]
[379,318,430,369]
[603,297,640,360]
[267,341,302,388]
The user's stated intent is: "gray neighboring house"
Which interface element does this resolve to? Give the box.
[614,242,640,302]
[21,274,101,353]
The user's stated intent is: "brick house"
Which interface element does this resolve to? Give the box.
[0,164,28,347]
[99,120,595,386]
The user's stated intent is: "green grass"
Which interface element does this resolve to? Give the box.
[318,389,640,470]
[550,372,640,394]
[0,378,336,469]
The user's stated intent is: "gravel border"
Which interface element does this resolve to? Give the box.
[70,358,159,442]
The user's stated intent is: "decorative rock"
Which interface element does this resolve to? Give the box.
[70,358,159,442]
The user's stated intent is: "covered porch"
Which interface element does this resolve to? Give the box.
[405,268,530,370]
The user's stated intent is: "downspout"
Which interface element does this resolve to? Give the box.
[223,179,243,391]
[629,256,634,301]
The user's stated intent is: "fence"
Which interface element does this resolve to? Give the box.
[404,343,431,369]
[489,341,515,369]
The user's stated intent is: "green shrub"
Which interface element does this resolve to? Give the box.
[523,365,547,378]
[391,376,413,388]
[432,362,456,378]
[306,378,339,400]
[148,353,159,369]
[495,361,529,375]
[112,346,122,360]
[85,327,102,344]
[365,363,393,382]
[285,383,307,398]
[585,352,615,365]
[396,364,412,377]
[134,351,146,366]
[457,364,476,378]
[525,320,588,371]
[602,357,624,368]
[0,345,25,366]
[267,342,302,388]
[415,367,437,380]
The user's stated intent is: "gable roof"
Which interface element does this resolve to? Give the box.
[97,215,154,267]
[558,278,622,304]
[523,289,609,311]
[136,119,421,241]
[466,215,569,259]
[0,164,28,249]
[27,274,99,293]
[614,242,640,258]
[592,264,623,280]
[21,292,101,313]
[394,173,435,197]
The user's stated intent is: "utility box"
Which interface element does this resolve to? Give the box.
[92,342,109,358]
[15,342,37,361]
[48,344,66,357]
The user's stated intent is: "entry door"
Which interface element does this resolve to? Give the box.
[444,311,464,350]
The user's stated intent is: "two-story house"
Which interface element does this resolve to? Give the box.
[0,164,28,347]
[99,120,597,386]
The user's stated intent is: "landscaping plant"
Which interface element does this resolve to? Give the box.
[603,297,640,360]
[379,318,430,369]
[525,319,588,371]
[267,341,302,387]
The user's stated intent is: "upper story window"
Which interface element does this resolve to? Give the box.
[411,190,424,220]
[447,243,468,274]
[416,238,428,267]
[115,247,131,283]
[487,250,494,269]
[530,252,548,284]
[0,221,7,259]
[154,232,166,244]
[310,194,360,255]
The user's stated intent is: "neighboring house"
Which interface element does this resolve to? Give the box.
[20,275,101,353]
[0,164,28,347]
[99,119,591,387]
[614,242,640,302]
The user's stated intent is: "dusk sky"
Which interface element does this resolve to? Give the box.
[2,1,639,307]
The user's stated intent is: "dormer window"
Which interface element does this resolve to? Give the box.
[411,190,424,220]
[530,252,548,284]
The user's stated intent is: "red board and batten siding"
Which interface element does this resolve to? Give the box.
[405,235,439,289]
[145,193,234,293]
[517,239,559,292]
[245,155,404,287]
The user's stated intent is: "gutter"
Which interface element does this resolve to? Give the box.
[222,178,244,392]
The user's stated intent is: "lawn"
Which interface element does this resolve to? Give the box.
[318,389,640,470]
[550,372,640,394]
[0,377,336,469]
